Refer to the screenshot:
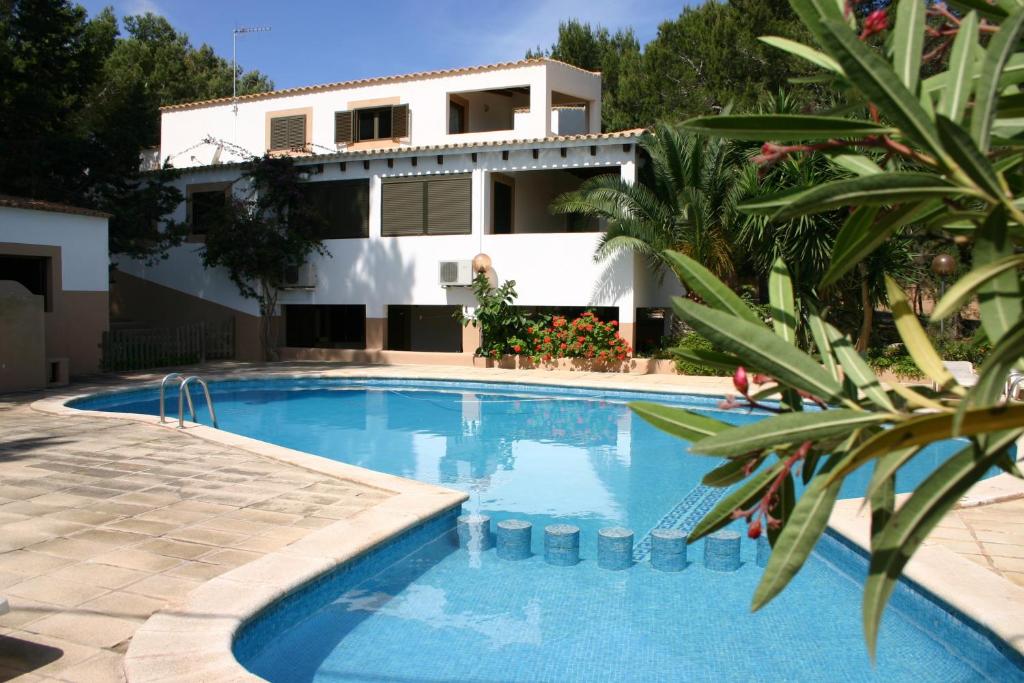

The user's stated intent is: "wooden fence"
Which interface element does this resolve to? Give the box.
[102,319,234,372]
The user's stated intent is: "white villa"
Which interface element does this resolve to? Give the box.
[114,58,678,361]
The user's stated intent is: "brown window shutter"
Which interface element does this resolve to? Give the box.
[270,117,289,150]
[270,114,307,150]
[391,104,409,139]
[381,178,425,236]
[334,111,354,144]
[425,174,471,235]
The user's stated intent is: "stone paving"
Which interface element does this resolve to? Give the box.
[927,499,1024,589]
[0,397,392,682]
[1,363,1023,681]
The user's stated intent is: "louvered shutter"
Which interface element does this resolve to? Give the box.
[381,179,425,236]
[391,104,409,139]
[270,115,307,150]
[334,111,354,144]
[425,174,471,235]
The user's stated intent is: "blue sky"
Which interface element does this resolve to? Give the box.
[77,1,692,89]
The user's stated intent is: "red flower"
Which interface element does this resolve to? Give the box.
[527,327,533,334]
[544,336,551,343]
[617,354,625,360]
[560,343,567,350]
[512,344,521,353]
[610,320,618,326]
[860,8,887,39]
[733,366,750,397]
[748,518,762,539]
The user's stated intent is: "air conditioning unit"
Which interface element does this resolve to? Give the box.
[439,260,474,287]
[282,263,317,289]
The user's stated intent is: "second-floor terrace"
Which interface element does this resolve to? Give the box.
[160,58,602,169]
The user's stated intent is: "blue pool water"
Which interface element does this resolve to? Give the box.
[73,378,1023,682]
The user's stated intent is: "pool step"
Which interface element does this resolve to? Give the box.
[631,484,730,563]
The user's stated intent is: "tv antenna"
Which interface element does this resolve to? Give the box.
[232,25,271,114]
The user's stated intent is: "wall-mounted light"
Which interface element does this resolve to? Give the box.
[472,253,492,274]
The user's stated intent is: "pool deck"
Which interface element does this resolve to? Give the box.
[0,361,1022,680]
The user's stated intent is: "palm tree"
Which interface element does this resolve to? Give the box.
[550,122,740,282]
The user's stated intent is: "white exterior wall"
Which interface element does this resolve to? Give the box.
[0,206,109,292]
[161,61,601,168]
[126,143,645,324]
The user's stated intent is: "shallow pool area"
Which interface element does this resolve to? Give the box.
[73,378,1024,682]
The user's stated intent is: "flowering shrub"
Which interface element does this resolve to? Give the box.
[518,312,632,364]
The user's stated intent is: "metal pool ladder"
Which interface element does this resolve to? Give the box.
[159,372,219,429]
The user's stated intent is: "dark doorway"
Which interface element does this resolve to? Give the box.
[493,178,513,234]
[284,305,366,348]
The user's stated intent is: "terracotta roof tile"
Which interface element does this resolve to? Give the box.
[0,195,111,219]
[170,129,645,173]
[160,58,599,113]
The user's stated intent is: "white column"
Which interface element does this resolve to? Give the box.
[617,160,637,325]
[471,167,486,240]
[368,174,382,239]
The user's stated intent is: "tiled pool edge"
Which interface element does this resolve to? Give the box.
[29,366,1024,679]
[829,496,1024,658]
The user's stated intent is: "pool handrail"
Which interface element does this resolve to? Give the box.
[160,373,195,424]
[178,375,219,430]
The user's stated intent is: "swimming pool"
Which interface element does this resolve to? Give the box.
[73,378,1023,682]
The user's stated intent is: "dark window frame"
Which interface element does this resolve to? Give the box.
[300,178,370,239]
[186,182,232,238]
[356,107,393,142]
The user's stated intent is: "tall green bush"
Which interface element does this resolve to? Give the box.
[632,0,1024,656]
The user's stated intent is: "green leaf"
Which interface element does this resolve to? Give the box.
[806,303,841,384]
[752,454,844,610]
[972,7,1024,153]
[821,206,880,287]
[682,115,895,141]
[765,174,971,221]
[629,402,730,444]
[689,460,786,541]
[935,115,1003,200]
[974,207,1024,344]
[829,153,883,176]
[821,201,943,288]
[868,463,895,550]
[892,0,926,93]
[759,36,844,75]
[930,253,1024,321]
[691,410,889,457]
[863,432,1020,658]
[672,297,846,403]
[938,11,979,124]
[663,250,765,327]
[865,446,922,501]
[824,322,897,412]
[829,404,1024,480]
[769,258,797,345]
[766,472,796,546]
[886,276,964,394]
[788,0,857,51]
[702,457,758,487]
[817,18,950,163]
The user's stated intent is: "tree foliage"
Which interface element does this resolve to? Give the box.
[200,156,327,360]
[530,1,827,129]
[641,0,1024,656]
[0,1,271,262]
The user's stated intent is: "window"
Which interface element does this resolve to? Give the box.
[449,98,467,134]
[269,114,307,151]
[301,179,369,239]
[0,255,50,311]
[386,305,462,352]
[335,105,409,144]
[285,305,366,348]
[381,174,471,236]
[187,184,230,236]
[357,107,391,141]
